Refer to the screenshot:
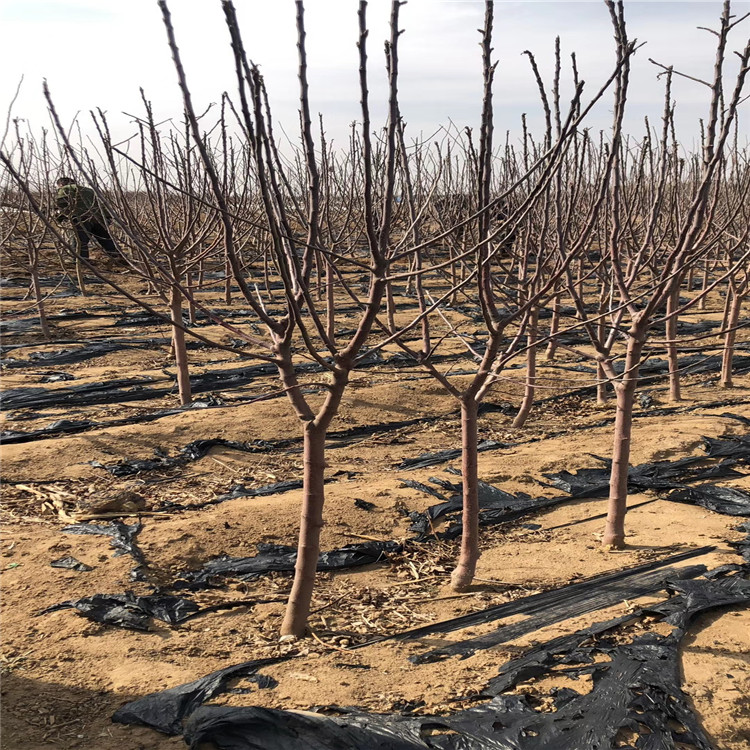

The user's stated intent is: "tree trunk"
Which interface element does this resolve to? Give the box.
[224,256,232,305]
[513,307,539,428]
[74,256,87,297]
[31,266,51,340]
[545,292,560,360]
[170,286,192,406]
[602,332,644,548]
[720,290,742,389]
[326,260,335,341]
[596,361,608,405]
[720,284,733,331]
[450,398,480,591]
[449,244,458,306]
[698,258,709,311]
[186,271,197,325]
[665,281,681,402]
[280,421,327,636]
[386,281,396,331]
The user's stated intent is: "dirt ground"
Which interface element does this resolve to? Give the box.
[1,275,749,749]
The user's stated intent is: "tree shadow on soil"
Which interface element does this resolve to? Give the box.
[0,672,174,750]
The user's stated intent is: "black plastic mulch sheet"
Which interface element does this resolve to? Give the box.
[153,480,307,513]
[112,658,282,735]
[38,593,200,631]
[702,433,750,460]
[176,541,400,589]
[408,562,707,664]
[398,440,508,471]
[2,418,98,443]
[169,576,748,750]
[543,435,749,499]
[1,340,150,369]
[667,484,750,516]
[403,478,569,539]
[0,401,236,445]
[2,415,165,445]
[348,545,712,652]
[62,521,145,564]
[91,438,291,478]
[0,377,159,411]
[50,555,93,571]
[730,521,750,563]
[0,351,400,414]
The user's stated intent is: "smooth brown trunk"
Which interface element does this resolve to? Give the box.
[326,261,335,341]
[315,250,324,300]
[170,287,192,406]
[720,291,741,388]
[280,423,327,636]
[386,282,396,331]
[545,293,560,360]
[74,256,87,297]
[596,362,608,405]
[596,297,608,405]
[450,399,480,591]
[512,308,539,428]
[31,268,51,340]
[666,282,681,402]
[187,271,197,325]
[602,333,644,548]
[698,259,709,311]
[224,257,232,305]
[720,284,733,331]
[449,245,458,306]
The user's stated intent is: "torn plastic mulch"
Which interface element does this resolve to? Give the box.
[667,484,750,516]
[37,593,267,632]
[171,576,749,750]
[0,349,440,414]
[397,440,508,471]
[730,521,750,562]
[112,659,283,735]
[408,562,707,664]
[0,401,246,445]
[702,433,750,460]
[175,541,400,589]
[403,478,570,540]
[50,555,93,571]
[62,520,145,565]
[0,377,161,411]
[543,434,749,498]
[90,438,292,478]
[38,593,200,631]
[1,340,151,369]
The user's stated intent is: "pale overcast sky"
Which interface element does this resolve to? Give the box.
[2,1,749,152]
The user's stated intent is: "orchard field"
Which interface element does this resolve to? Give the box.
[1,1,749,749]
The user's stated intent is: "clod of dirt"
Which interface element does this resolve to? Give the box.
[75,489,148,516]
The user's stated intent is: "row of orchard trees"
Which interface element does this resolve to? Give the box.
[2,0,749,636]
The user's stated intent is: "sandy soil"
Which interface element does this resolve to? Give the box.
[1,276,749,749]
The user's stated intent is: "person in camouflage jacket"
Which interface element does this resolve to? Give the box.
[55,177,120,261]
